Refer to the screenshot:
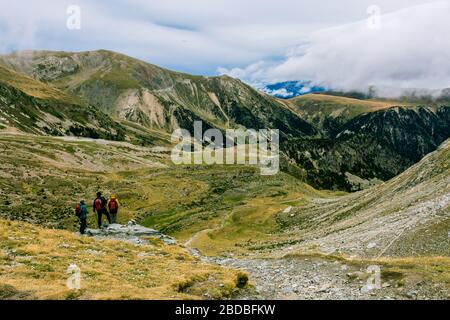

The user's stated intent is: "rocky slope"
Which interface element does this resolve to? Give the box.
[283,106,450,191]
[0,50,315,139]
[204,139,449,300]
[0,64,125,140]
[214,256,450,300]
[275,139,450,258]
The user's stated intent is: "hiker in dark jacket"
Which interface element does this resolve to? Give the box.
[77,200,88,234]
[93,191,111,228]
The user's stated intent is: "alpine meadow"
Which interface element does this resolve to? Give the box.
[0,0,449,305]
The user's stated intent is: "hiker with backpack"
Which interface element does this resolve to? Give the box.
[107,194,120,224]
[93,191,111,228]
[75,200,88,234]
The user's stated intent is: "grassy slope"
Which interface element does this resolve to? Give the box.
[2,132,448,258]
[0,219,247,300]
[293,93,409,107]
[1,50,316,138]
[0,134,252,300]
[0,64,76,104]
[0,133,326,257]
[0,63,128,140]
[0,134,169,229]
[0,62,177,146]
[1,133,449,297]
[285,93,414,127]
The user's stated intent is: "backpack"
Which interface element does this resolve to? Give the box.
[75,203,82,217]
[109,199,118,212]
[95,198,103,211]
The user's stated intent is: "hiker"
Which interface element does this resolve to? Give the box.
[75,200,88,234]
[107,194,120,224]
[93,191,111,228]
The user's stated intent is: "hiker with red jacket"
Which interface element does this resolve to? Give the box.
[75,200,88,234]
[107,194,120,224]
[93,191,111,228]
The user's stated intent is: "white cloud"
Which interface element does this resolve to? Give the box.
[219,1,450,92]
[266,88,293,98]
[299,87,311,94]
[0,0,447,89]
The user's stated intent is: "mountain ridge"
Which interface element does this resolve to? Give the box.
[1,49,450,191]
[1,50,450,300]
[276,138,450,258]
[1,50,316,138]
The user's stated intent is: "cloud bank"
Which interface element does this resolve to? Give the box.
[0,0,449,92]
[218,1,450,93]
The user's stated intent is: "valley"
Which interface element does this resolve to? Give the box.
[1,50,449,191]
[0,50,449,300]
[0,132,449,300]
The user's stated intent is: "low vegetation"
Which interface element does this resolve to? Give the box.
[0,219,247,299]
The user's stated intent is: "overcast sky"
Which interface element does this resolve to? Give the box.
[0,0,449,91]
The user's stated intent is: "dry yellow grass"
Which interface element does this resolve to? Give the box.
[290,93,411,109]
[0,219,248,300]
[0,64,76,103]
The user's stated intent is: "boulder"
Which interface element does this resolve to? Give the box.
[85,222,176,245]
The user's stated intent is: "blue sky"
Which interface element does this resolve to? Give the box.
[1,0,449,91]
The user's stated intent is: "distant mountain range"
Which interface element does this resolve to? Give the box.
[262,80,450,105]
[261,81,326,98]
